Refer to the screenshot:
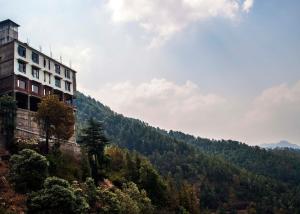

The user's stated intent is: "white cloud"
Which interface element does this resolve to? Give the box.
[84,79,300,145]
[106,0,254,47]
[242,0,254,13]
[242,81,300,143]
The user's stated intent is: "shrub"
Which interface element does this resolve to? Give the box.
[9,149,48,192]
[84,177,97,207]
[95,182,154,214]
[47,151,84,182]
[27,177,89,214]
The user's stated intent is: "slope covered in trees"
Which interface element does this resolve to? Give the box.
[168,131,300,186]
[76,92,300,212]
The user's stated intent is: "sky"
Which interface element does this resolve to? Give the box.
[1,0,300,145]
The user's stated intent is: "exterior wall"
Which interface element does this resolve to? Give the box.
[0,75,13,94]
[0,42,14,79]
[15,108,40,139]
[13,41,75,96]
[0,22,18,45]
[15,108,76,144]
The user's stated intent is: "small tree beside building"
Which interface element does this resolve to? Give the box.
[35,95,75,154]
[0,95,17,150]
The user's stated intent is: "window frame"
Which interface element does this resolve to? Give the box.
[31,66,40,79]
[31,84,39,94]
[65,81,71,92]
[32,52,39,64]
[18,61,26,73]
[17,79,26,90]
[55,64,61,74]
[55,77,61,88]
[18,45,26,58]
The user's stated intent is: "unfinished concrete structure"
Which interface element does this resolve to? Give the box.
[0,19,77,149]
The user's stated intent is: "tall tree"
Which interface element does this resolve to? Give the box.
[0,95,16,149]
[35,95,75,154]
[78,118,109,183]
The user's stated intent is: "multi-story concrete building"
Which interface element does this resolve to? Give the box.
[0,19,77,146]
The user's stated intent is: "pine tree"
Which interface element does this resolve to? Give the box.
[78,118,109,183]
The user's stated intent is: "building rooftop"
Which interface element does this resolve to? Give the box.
[0,19,20,28]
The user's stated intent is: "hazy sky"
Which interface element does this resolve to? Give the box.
[1,0,300,145]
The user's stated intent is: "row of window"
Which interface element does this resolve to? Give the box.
[18,61,72,91]
[17,45,72,79]
[17,79,72,93]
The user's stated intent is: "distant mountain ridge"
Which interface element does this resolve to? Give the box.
[261,140,300,150]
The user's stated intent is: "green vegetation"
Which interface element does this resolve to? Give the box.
[9,149,48,193]
[0,95,16,149]
[27,177,89,214]
[76,91,300,213]
[168,130,300,185]
[78,118,109,183]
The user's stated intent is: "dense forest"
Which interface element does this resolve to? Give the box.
[76,92,300,213]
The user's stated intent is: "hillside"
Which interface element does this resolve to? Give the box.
[75,92,300,212]
[168,131,300,186]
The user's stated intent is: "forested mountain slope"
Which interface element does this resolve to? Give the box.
[75,92,300,212]
[167,131,300,186]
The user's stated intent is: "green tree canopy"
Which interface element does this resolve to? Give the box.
[0,95,16,149]
[27,177,89,214]
[78,118,109,183]
[9,149,48,192]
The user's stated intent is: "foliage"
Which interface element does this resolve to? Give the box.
[168,131,300,185]
[76,92,300,213]
[35,95,75,153]
[84,177,98,207]
[46,151,84,182]
[78,118,109,183]
[106,146,168,208]
[95,183,154,214]
[0,95,16,149]
[9,149,48,193]
[121,182,154,214]
[27,177,89,214]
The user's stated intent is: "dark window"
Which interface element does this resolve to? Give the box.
[31,84,39,94]
[64,69,71,79]
[32,67,39,79]
[55,64,60,74]
[48,60,51,70]
[32,52,39,64]
[65,81,71,92]
[18,61,26,73]
[18,45,26,57]
[44,71,46,82]
[43,58,46,67]
[17,79,26,89]
[55,77,61,88]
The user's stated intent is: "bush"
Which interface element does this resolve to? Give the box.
[84,177,97,207]
[95,182,154,214]
[9,149,48,192]
[27,177,89,214]
[47,151,84,182]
